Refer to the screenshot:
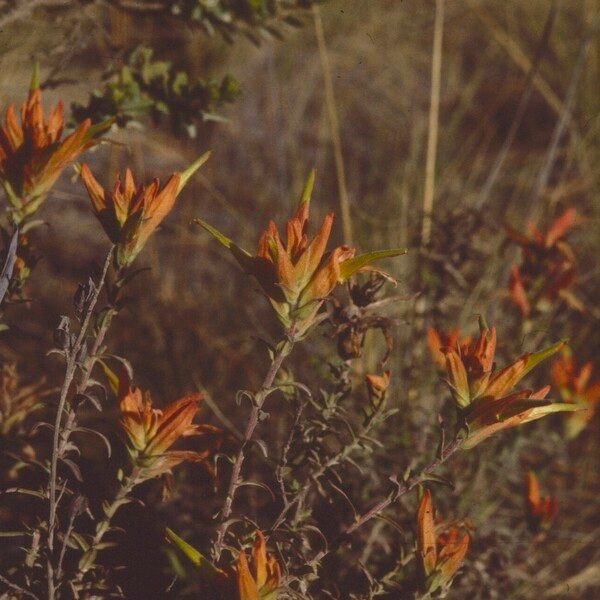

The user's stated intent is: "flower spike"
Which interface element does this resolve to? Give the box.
[416,489,469,593]
[435,321,578,448]
[81,151,209,267]
[166,529,281,599]
[118,372,222,479]
[196,171,405,338]
[551,348,600,439]
[0,68,106,222]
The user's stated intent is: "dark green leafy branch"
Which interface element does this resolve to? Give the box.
[71,46,240,138]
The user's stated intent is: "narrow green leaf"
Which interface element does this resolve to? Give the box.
[299,168,316,207]
[522,341,566,378]
[339,248,407,281]
[178,151,211,193]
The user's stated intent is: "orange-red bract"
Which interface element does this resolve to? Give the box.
[196,171,405,339]
[417,489,469,593]
[426,327,471,370]
[438,321,576,448]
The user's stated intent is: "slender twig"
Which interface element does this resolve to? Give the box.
[0,573,40,600]
[213,338,293,559]
[333,437,461,549]
[421,0,444,246]
[313,4,353,245]
[46,247,114,599]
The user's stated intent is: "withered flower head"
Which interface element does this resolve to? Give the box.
[525,471,558,531]
[417,489,469,593]
[507,209,583,316]
[0,67,102,222]
[118,375,220,478]
[81,152,209,267]
[196,171,405,339]
[166,528,281,600]
[439,320,577,448]
[551,349,600,439]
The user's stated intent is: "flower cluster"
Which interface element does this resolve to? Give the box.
[438,321,575,448]
[80,152,209,267]
[507,209,582,317]
[0,69,101,223]
[166,529,281,599]
[551,349,600,439]
[197,172,405,338]
[417,489,470,593]
[118,374,221,479]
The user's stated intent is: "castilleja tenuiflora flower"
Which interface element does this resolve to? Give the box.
[196,171,405,338]
[417,489,469,593]
[166,529,281,599]
[118,374,221,479]
[80,152,209,267]
[551,348,600,439]
[439,320,577,449]
[0,66,105,223]
[507,208,582,316]
[524,471,558,531]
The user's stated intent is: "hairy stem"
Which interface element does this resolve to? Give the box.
[213,338,293,560]
[46,247,113,599]
[71,470,140,588]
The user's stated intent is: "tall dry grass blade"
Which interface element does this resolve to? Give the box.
[529,9,600,215]
[313,5,353,245]
[476,1,558,209]
[421,0,445,246]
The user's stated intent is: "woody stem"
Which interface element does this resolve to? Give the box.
[213,337,293,560]
[46,247,114,600]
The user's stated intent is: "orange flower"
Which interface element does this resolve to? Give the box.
[236,531,281,600]
[506,209,582,316]
[118,375,220,478]
[365,370,391,404]
[427,327,471,369]
[166,529,281,600]
[551,349,600,439]
[417,489,469,593]
[0,67,103,222]
[196,171,405,338]
[525,471,557,530]
[81,152,209,267]
[439,320,576,448]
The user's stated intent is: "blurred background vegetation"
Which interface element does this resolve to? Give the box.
[0,0,599,598]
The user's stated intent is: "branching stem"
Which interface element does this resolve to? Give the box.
[213,337,293,560]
